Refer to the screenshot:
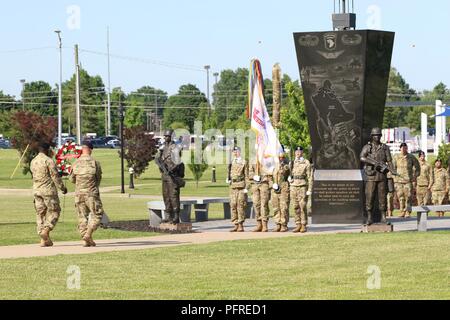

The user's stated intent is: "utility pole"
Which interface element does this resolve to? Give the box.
[213,72,219,110]
[119,103,125,194]
[20,79,26,111]
[55,30,63,148]
[204,65,211,116]
[107,27,112,136]
[75,44,82,145]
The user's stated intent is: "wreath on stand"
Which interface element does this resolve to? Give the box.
[55,141,82,176]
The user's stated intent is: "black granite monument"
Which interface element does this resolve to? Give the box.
[293,1,394,224]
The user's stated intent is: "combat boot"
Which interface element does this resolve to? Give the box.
[280,225,289,233]
[230,224,239,232]
[300,224,307,233]
[253,221,263,232]
[39,227,53,247]
[82,228,96,247]
[261,221,268,233]
[237,223,245,232]
[272,224,281,232]
[293,224,302,233]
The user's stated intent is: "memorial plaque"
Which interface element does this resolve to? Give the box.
[294,30,394,224]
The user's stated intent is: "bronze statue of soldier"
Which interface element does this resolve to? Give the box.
[360,128,396,225]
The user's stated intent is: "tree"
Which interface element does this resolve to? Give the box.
[122,126,157,178]
[383,68,419,129]
[0,91,17,137]
[126,86,168,129]
[23,81,57,116]
[187,148,209,188]
[163,84,207,131]
[423,82,450,101]
[62,68,106,136]
[213,68,249,125]
[279,81,310,158]
[10,111,57,175]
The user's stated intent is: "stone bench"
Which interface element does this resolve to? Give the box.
[409,205,450,232]
[148,198,254,227]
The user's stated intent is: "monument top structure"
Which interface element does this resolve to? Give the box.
[333,0,356,31]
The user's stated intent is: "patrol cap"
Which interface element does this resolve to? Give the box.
[435,158,443,164]
[164,129,174,137]
[371,128,382,136]
[38,141,51,151]
[295,146,304,152]
[82,140,94,150]
[233,146,241,152]
[399,142,408,148]
[418,151,426,157]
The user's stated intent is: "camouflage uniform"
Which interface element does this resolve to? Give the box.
[431,168,448,214]
[416,159,434,206]
[229,157,249,228]
[30,152,66,235]
[70,154,105,237]
[291,158,313,227]
[249,165,272,224]
[392,153,420,217]
[271,159,291,229]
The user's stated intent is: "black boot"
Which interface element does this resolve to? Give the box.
[172,212,180,225]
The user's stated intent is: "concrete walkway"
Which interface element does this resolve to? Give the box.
[1,217,449,260]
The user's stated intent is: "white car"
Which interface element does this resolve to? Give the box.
[107,139,121,148]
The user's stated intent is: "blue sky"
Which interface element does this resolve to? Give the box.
[1,0,449,97]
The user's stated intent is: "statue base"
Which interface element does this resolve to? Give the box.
[150,223,193,234]
[362,223,394,233]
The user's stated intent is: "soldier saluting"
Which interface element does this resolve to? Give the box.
[360,128,395,225]
[156,130,185,225]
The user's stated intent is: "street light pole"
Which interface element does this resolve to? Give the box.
[55,30,63,148]
[204,65,211,116]
[20,79,26,111]
[119,103,125,194]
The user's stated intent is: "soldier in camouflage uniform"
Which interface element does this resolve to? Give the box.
[30,142,68,247]
[416,151,434,206]
[271,150,291,232]
[249,161,273,233]
[431,159,448,218]
[228,147,249,232]
[158,130,185,224]
[392,143,420,218]
[69,141,105,247]
[289,147,313,233]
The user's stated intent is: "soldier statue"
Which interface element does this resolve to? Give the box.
[360,128,395,225]
[156,130,185,225]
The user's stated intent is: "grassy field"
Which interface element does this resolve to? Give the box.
[0,195,159,246]
[0,232,449,300]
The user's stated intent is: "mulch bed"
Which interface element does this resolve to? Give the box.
[107,220,154,233]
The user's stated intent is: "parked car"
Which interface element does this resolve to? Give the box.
[90,138,109,149]
[0,139,10,149]
[107,139,121,149]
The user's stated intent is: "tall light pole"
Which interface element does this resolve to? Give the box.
[55,30,63,147]
[204,65,211,115]
[20,79,26,111]
[106,27,112,136]
[213,72,219,110]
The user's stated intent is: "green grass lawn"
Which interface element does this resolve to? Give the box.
[0,232,449,300]
[0,194,159,246]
